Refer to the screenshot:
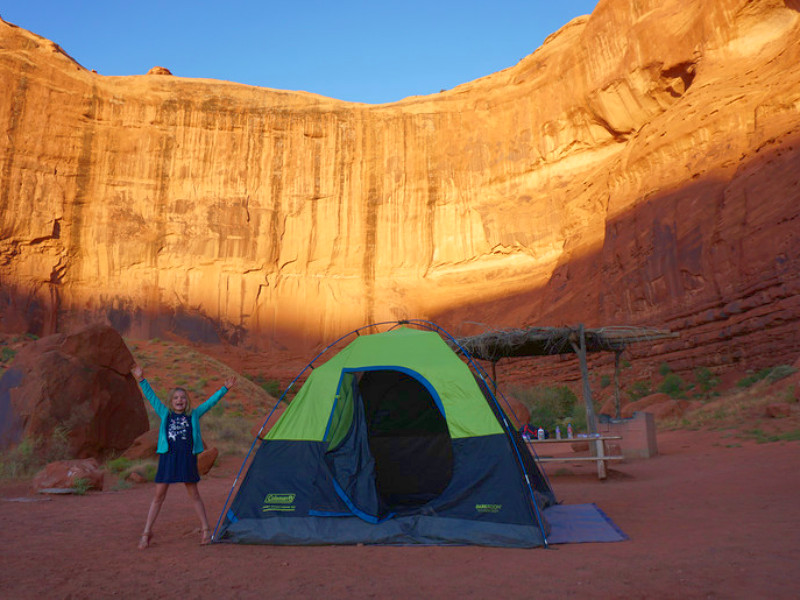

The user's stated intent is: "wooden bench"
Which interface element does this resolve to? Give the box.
[527,435,623,480]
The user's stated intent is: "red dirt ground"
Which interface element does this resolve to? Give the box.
[1,429,798,599]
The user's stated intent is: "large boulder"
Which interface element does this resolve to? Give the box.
[0,323,148,458]
[31,458,104,492]
[122,429,159,460]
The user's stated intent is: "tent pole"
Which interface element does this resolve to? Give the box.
[570,323,598,435]
[491,360,498,392]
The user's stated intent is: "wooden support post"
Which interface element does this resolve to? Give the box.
[614,349,623,419]
[570,323,598,435]
[594,438,608,479]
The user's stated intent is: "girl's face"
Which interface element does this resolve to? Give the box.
[171,389,189,413]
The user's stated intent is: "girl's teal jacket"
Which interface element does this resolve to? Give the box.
[138,379,229,455]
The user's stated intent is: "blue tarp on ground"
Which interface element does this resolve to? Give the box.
[543,503,628,544]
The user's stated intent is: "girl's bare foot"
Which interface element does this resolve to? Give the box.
[200,528,212,545]
[138,531,152,550]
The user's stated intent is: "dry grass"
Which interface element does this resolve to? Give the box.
[128,338,278,457]
[659,376,799,442]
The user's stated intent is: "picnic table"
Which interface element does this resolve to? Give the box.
[527,435,623,480]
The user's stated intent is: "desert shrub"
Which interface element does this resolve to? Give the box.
[737,365,797,388]
[737,368,774,388]
[511,385,582,433]
[659,373,687,399]
[43,426,72,463]
[112,479,133,491]
[0,426,75,479]
[246,374,284,398]
[627,380,653,402]
[766,365,797,383]
[0,438,39,479]
[1,346,16,363]
[694,367,720,399]
[71,477,92,495]
[599,374,611,389]
[106,456,132,474]
[568,400,589,432]
[658,362,672,377]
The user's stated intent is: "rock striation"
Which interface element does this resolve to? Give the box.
[1,0,799,378]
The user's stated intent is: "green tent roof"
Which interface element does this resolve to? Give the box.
[266,327,503,441]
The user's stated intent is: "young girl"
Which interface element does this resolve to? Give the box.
[131,363,236,549]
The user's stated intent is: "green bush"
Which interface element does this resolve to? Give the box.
[0,438,39,479]
[245,374,284,398]
[694,367,720,399]
[627,380,653,401]
[658,362,672,377]
[0,347,16,363]
[106,456,132,474]
[737,365,797,388]
[512,385,582,433]
[71,477,92,495]
[766,365,797,383]
[659,373,687,399]
[0,427,72,479]
[568,400,589,432]
[599,374,611,389]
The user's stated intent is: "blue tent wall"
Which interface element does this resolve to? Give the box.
[215,321,555,547]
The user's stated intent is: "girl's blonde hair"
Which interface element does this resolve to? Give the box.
[169,387,192,415]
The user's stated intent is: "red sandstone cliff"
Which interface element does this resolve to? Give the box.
[1,0,799,376]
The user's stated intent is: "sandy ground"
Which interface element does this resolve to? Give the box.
[1,429,798,600]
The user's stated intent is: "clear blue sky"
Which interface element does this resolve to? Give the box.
[2,1,598,105]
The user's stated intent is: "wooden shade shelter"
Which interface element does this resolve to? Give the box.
[453,324,678,434]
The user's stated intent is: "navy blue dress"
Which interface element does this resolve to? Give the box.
[155,412,200,484]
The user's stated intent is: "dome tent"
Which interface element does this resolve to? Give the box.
[214,321,555,547]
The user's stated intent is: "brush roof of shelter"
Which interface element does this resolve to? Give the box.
[453,325,678,361]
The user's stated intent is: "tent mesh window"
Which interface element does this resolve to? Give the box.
[357,370,454,509]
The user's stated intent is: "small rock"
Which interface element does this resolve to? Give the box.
[198,447,218,475]
[126,471,147,484]
[32,458,104,492]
